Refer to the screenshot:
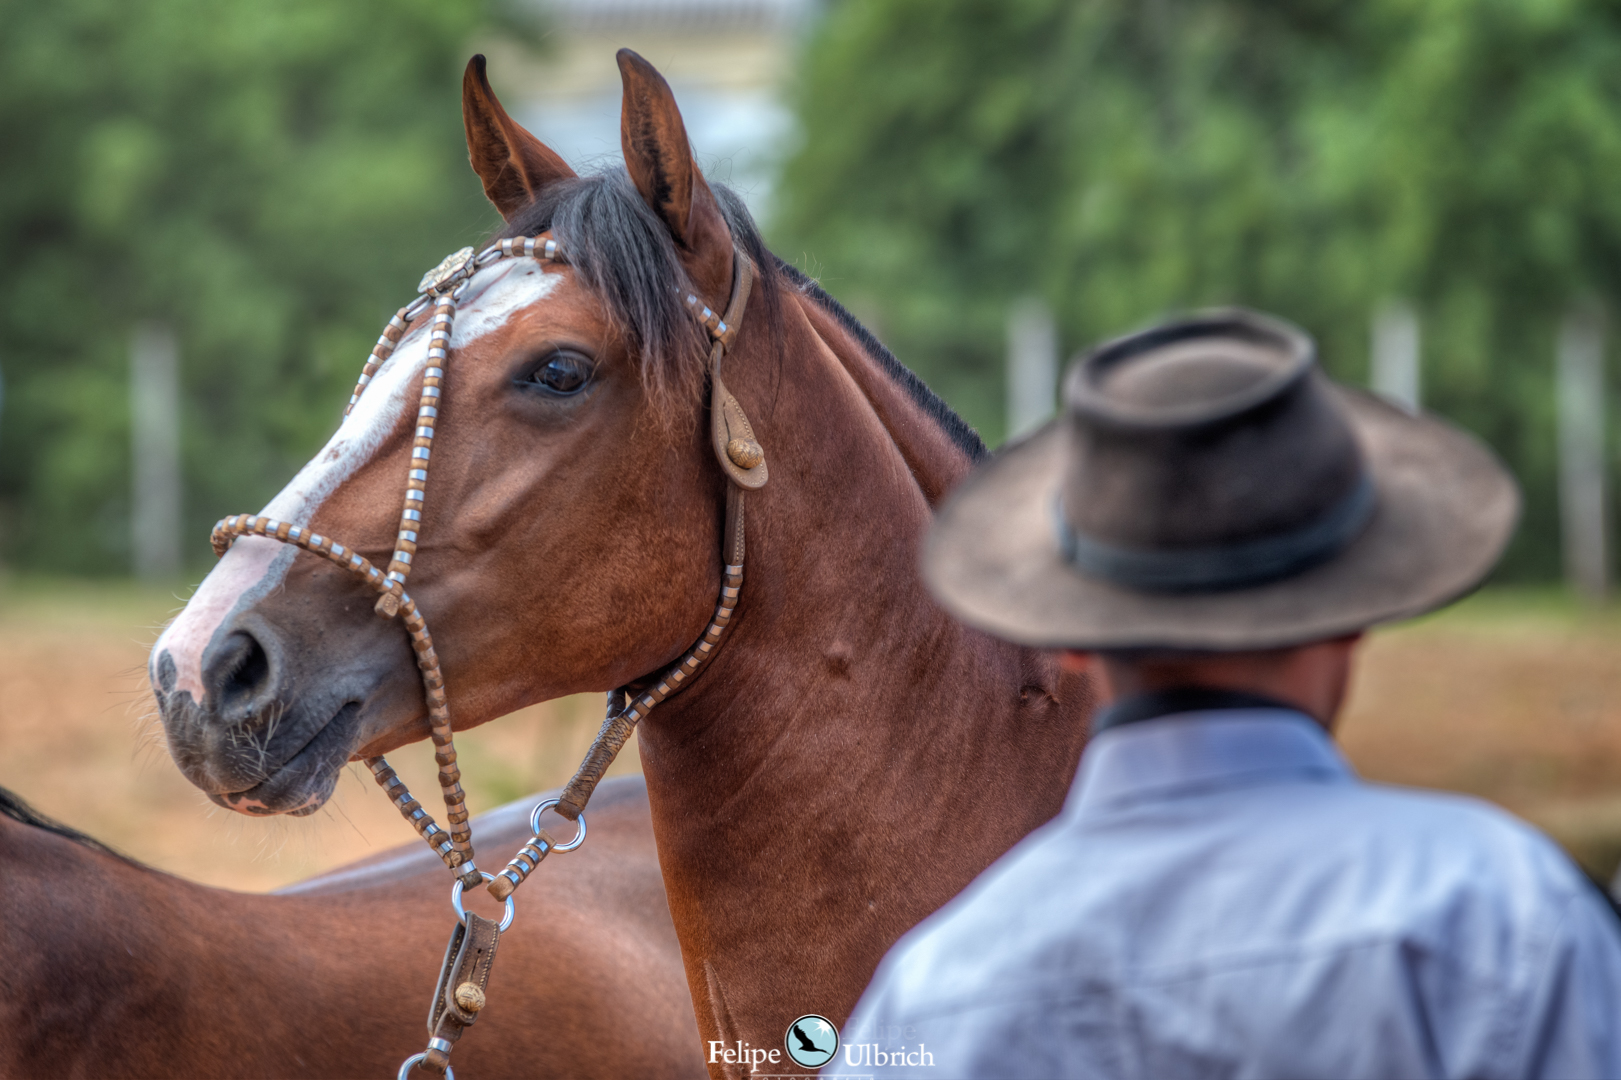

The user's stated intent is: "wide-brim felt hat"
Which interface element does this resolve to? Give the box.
[925,309,1521,651]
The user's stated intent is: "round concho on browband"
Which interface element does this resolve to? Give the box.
[209,233,763,910]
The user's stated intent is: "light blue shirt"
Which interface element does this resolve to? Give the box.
[835,711,1621,1079]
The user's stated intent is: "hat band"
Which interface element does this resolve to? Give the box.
[1056,473,1376,594]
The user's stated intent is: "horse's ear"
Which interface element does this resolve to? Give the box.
[463,55,575,221]
[617,49,733,301]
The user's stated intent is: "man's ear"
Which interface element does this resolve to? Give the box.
[1058,650,1095,675]
[463,55,576,220]
[616,48,733,303]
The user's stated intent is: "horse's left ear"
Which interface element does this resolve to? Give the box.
[617,49,733,303]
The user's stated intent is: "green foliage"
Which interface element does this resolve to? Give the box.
[0,0,502,573]
[776,0,1621,579]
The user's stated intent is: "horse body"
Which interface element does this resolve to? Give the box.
[0,777,701,1078]
[148,52,1094,1075]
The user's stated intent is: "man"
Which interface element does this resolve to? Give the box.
[835,311,1621,1078]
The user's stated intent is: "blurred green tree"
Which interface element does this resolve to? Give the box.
[0,0,508,574]
[775,0,1621,579]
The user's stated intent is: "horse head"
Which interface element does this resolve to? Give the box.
[150,52,768,816]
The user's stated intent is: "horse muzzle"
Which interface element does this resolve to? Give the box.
[150,611,374,816]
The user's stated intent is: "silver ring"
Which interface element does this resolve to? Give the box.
[451,871,515,932]
[529,797,587,852]
[397,1052,454,1080]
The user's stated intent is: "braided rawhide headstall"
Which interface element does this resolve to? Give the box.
[210,233,764,1078]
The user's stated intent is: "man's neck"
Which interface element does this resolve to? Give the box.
[1090,686,1306,735]
[1082,634,1361,729]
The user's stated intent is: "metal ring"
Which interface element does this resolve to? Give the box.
[529,797,587,852]
[397,1053,454,1080]
[451,871,515,932]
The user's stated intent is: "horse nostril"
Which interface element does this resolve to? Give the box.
[154,650,177,697]
[210,631,272,712]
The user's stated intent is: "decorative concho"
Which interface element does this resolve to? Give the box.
[418,246,477,295]
[726,437,764,470]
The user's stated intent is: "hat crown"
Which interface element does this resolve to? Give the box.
[1071,322,1307,428]
[1059,310,1371,593]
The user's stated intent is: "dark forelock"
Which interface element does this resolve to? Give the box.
[498,170,780,416]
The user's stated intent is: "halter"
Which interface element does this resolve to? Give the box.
[209,232,763,1077]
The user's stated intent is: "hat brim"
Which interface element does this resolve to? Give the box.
[924,387,1521,651]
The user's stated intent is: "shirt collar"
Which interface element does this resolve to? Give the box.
[1068,706,1354,817]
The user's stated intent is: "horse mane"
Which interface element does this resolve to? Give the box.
[496,169,985,461]
[0,784,144,867]
[775,261,988,463]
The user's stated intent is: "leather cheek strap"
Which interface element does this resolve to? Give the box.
[710,251,767,491]
[552,245,765,824]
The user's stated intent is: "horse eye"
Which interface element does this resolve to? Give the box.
[526,352,593,396]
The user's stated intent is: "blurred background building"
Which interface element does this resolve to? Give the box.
[492,0,811,220]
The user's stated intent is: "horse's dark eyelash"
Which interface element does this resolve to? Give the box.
[529,348,593,369]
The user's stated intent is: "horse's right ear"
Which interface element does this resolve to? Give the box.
[462,55,576,220]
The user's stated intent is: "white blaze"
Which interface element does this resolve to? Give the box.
[154,259,562,702]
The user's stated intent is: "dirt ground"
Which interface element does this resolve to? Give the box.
[1337,591,1621,879]
[3,579,1619,891]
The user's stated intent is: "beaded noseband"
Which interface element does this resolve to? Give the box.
[209,232,763,1077]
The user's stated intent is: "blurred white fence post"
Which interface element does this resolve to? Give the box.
[131,322,181,580]
[1557,305,1608,603]
[1006,297,1058,441]
[1371,300,1421,413]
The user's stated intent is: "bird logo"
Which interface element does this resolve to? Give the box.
[784,1013,839,1068]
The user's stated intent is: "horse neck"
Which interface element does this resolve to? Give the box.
[634,285,1095,1057]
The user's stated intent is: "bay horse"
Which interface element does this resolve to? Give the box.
[0,776,700,1078]
[148,51,1094,1075]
